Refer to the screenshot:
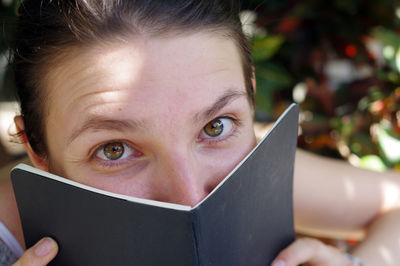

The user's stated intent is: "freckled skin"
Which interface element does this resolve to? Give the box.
[40,32,256,206]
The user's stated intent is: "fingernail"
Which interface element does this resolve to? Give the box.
[271,259,286,266]
[34,237,55,256]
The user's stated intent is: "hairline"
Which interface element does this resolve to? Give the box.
[29,26,253,156]
[41,25,252,115]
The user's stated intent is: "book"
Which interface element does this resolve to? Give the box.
[11,104,299,266]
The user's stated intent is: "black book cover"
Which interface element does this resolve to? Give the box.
[11,104,299,266]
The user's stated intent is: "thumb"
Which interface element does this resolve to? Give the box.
[13,237,58,266]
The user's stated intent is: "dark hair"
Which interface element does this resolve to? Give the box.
[12,0,254,156]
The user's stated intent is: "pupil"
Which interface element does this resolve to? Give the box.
[104,142,124,160]
[205,119,224,137]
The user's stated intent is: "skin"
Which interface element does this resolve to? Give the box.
[9,32,358,265]
[32,32,257,205]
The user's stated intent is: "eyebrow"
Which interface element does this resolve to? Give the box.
[67,88,246,145]
[194,88,247,123]
[68,117,146,145]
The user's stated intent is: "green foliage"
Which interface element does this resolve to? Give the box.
[252,35,285,62]
[377,121,400,165]
[244,0,400,171]
[255,61,292,115]
[358,155,387,172]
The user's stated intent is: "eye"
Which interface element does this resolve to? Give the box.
[202,117,234,138]
[95,142,133,161]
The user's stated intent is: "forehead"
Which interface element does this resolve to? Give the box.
[44,32,246,138]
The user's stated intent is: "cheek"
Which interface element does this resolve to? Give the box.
[43,122,257,202]
[53,161,154,199]
[204,136,256,193]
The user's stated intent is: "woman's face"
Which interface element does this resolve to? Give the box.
[38,31,256,206]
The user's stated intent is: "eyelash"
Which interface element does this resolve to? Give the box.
[89,140,141,170]
[88,115,241,169]
[198,116,241,145]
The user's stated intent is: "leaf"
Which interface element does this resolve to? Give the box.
[358,155,387,172]
[255,61,293,88]
[252,35,285,62]
[371,27,400,49]
[254,61,293,115]
[377,123,400,164]
[349,132,376,156]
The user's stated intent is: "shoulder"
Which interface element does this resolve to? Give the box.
[0,157,31,249]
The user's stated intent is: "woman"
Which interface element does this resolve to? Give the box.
[1,0,399,265]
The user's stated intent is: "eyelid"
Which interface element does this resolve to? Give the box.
[198,115,241,144]
[95,142,132,161]
[88,140,143,170]
[89,139,133,156]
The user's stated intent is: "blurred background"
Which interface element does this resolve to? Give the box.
[242,0,400,173]
[1,0,400,173]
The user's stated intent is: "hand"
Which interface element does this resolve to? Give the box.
[271,237,356,266]
[12,237,58,266]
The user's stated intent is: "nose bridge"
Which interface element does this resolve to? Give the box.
[158,147,208,206]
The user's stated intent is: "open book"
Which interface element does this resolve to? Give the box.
[11,104,299,266]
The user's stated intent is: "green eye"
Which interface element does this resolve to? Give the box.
[103,142,124,160]
[204,118,224,137]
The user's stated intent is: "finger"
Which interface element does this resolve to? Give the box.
[271,238,354,266]
[13,237,58,266]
